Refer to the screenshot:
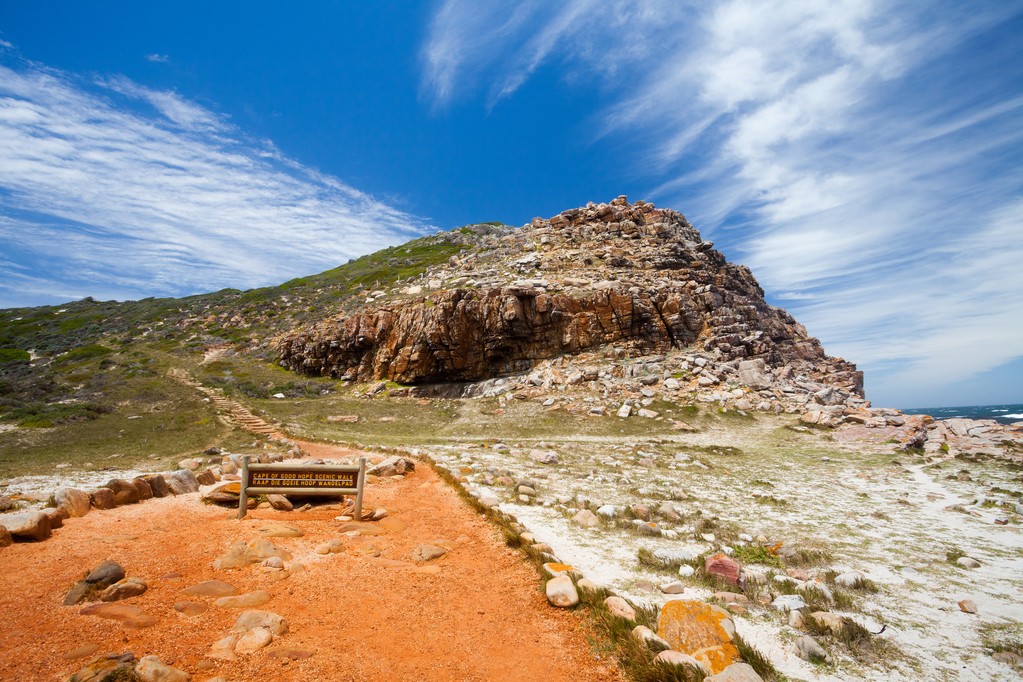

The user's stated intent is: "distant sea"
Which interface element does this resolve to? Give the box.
[901,403,1023,425]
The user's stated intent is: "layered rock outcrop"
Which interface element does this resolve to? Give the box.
[277,197,862,399]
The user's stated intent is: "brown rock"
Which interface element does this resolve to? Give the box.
[3,510,51,541]
[55,487,92,517]
[958,599,977,614]
[235,626,274,655]
[69,653,137,681]
[216,591,272,608]
[103,479,139,505]
[164,470,200,495]
[63,643,101,660]
[181,579,238,597]
[215,537,291,569]
[90,488,115,510]
[411,544,448,562]
[80,603,157,628]
[0,525,10,548]
[255,523,304,538]
[99,577,148,602]
[44,507,66,529]
[232,609,289,636]
[132,477,153,501]
[174,601,208,616]
[143,474,170,498]
[268,494,293,511]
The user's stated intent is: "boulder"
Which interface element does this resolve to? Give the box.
[54,487,92,517]
[103,479,139,505]
[412,544,448,562]
[164,470,200,495]
[44,507,66,529]
[657,600,739,675]
[90,488,115,510]
[195,468,217,485]
[131,477,153,501]
[0,525,11,548]
[737,359,771,390]
[655,650,709,675]
[794,635,828,663]
[3,510,51,541]
[143,474,170,498]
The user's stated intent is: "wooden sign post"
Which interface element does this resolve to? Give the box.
[238,456,366,520]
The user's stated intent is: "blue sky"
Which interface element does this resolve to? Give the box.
[0,1,1021,409]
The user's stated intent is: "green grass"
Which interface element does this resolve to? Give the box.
[731,544,783,568]
[0,348,30,363]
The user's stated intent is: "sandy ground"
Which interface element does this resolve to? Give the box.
[0,442,622,682]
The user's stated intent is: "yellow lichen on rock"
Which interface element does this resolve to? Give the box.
[657,599,740,674]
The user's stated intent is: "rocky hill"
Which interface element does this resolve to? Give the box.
[278,196,862,407]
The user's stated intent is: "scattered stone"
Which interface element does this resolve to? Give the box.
[64,560,126,605]
[43,507,66,529]
[655,650,709,674]
[337,521,387,536]
[232,610,289,637]
[412,544,448,562]
[99,577,148,602]
[255,523,304,538]
[632,625,671,653]
[174,601,208,616]
[217,591,272,608]
[182,580,238,597]
[216,538,291,569]
[800,579,834,602]
[604,596,636,621]
[956,556,981,569]
[705,553,741,586]
[992,651,1023,666]
[63,644,101,661]
[795,635,829,663]
[661,582,686,594]
[134,655,189,682]
[316,539,345,555]
[268,494,293,511]
[706,662,765,681]
[235,626,274,655]
[54,487,92,517]
[209,634,240,661]
[572,509,600,528]
[809,611,844,635]
[772,594,806,612]
[679,565,696,578]
[80,603,157,628]
[69,653,137,681]
[958,599,977,614]
[546,574,579,608]
[788,610,805,628]
[833,570,868,588]
[267,648,314,660]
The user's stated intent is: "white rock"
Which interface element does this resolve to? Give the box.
[595,505,616,518]
[545,574,579,608]
[772,594,806,612]
[234,626,274,655]
[834,570,868,588]
[679,565,696,578]
[134,655,189,682]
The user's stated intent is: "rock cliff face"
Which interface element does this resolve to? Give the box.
[277,197,862,403]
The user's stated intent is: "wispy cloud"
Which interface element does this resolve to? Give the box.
[421,0,1023,406]
[0,57,431,308]
[144,53,170,63]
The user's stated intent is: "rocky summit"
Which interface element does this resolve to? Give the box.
[278,196,862,410]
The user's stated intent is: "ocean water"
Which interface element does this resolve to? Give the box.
[901,403,1023,425]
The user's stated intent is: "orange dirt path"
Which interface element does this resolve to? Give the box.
[0,445,622,681]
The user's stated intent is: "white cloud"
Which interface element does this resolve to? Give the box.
[0,59,432,308]
[145,53,169,63]
[421,0,1023,406]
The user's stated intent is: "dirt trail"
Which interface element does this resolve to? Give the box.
[0,441,621,681]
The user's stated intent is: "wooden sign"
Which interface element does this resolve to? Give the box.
[238,457,366,520]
